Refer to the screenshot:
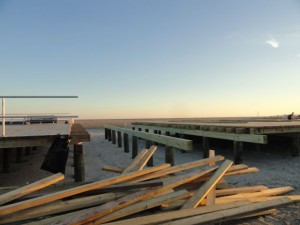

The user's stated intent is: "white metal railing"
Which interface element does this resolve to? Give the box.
[1,96,78,137]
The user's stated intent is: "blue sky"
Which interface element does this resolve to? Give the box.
[0,0,300,119]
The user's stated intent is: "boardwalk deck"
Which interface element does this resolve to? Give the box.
[0,123,90,148]
[131,121,300,164]
[0,123,90,179]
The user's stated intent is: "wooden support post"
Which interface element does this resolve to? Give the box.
[108,129,112,142]
[105,128,108,140]
[25,147,31,156]
[123,133,129,153]
[203,137,209,158]
[3,149,11,173]
[132,136,138,159]
[137,128,142,140]
[290,136,300,157]
[234,141,244,164]
[255,144,261,152]
[153,130,158,145]
[117,131,122,148]
[74,143,85,182]
[112,130,116,144]
[16,147,22,163]
[178,134,186,153]
[165,146,175,166]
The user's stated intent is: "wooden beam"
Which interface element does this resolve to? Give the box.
[102,165,124,173]
[105,126,193,151]
[216,186,294,202]
[0,136,55,149]
[112,130,116,144]
[103,201,251,225]
[181,160,233,209]
[122,149,148,174]
[216,185,268,197]
[191,167,259,183]
[58,187,172,225]
[0,173,64,206]
[95,190,190,224]
[165,145,175,166]
[65,167,219,225]
[0,164,171,216]
[0,192,127,224]
[126,156,224,183]
[74,143,85,182]
[131,124,267,144]
[233,141,243,164]
[132,136,138,159]
[163,197,292,225]
[206,150,216,205]
[117,131,122,148]
[132,146,158,171]
[123,133,129,153]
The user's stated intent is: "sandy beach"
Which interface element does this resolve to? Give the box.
[0,120,299,224]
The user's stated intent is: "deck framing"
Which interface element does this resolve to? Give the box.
[132,125,267,144]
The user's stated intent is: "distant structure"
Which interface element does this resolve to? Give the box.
[288,112,294,120]
[282,112,295,121]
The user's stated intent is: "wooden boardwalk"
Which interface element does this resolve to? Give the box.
[0,124,71,138]
[0,123,90,148]
[130,120,300,164]
[0,123,90,178]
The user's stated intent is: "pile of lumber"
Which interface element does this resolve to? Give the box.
[0,146,299,225]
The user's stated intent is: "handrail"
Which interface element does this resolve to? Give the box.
[1,96,78,137]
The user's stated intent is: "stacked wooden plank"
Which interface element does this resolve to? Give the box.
[0,147,299,225]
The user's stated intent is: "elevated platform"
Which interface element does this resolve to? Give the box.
[0,123,90,148]
[131,120,300,164]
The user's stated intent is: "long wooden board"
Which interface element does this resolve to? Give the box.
[181,160,233,209]
[0,173,64,206]
[59,166,218,225]
[0,192,127,224]
[0,164,170,216]
[103,201,251,225]
[131,124,267,144]
[105,126,193,150]
[161,197,292,225]
[122,149,149,174]
[126,156,224,183]
[95,190,190,224]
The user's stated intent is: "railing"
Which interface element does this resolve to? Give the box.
[1,96,78,137]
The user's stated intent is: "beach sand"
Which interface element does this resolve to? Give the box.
[0,123,299,224]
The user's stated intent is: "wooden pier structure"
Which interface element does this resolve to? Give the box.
[105,120,300,165]
[0,123,90,181]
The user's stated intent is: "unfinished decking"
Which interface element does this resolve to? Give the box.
[131,120,300,164]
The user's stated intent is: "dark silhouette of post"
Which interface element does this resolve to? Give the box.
[74,143,85,182]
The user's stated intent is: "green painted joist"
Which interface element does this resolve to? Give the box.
[105,126,193,151]
[131,125,267,144]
